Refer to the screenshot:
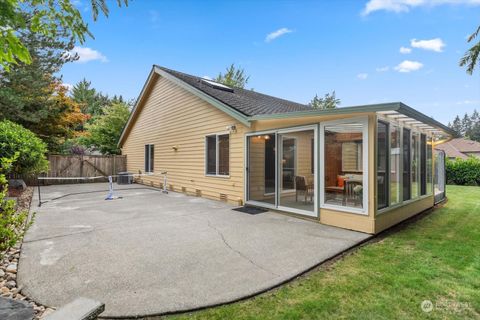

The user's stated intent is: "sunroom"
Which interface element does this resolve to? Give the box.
[244,103,453,234]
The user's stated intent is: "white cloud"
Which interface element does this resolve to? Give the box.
[69,46,108,63]
[394,60,424,72]
[410,38,445,52]
[362,0,480,16]
[62,83,73,92]
[456,99,480,105]
[376,66,390,72]
[265,28,293,42]
[399,46,412,54]
[357,73,368,80]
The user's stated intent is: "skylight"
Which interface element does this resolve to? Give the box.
[201,79,234,92]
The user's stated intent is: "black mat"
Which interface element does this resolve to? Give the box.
[232,206,269,215]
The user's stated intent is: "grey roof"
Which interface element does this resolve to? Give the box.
[156,66,311,116]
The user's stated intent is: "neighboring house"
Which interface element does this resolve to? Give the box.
[435,138,480,160]
[118,65,454,234]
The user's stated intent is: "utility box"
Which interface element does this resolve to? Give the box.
[117,172,133,185]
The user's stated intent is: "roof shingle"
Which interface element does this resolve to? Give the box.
[156,66,312,116]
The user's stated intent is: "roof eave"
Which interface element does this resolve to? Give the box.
[250,102,402,121]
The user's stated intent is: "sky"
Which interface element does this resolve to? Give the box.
[61,0,480,125]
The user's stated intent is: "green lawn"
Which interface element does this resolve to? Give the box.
[171,185,480,320]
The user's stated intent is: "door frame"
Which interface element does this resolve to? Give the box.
[245,124,318,217]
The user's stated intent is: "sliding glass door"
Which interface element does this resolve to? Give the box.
[246,126,317,216]
[246,134,276,207]
[278,129,316,214]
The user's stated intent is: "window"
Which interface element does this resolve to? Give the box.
[377,121,389,210]
[205,134,229,176]
[412,132,420,198]
[144,144,154,173]
[402,128,411,201]
[420,134,427,196]
[322,119,367,212]
[390,124,401,205]
[426,136,433,195]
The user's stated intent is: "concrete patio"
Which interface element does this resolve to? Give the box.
[18,183,371,318]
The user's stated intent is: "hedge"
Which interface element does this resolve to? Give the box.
[446,156,480,186]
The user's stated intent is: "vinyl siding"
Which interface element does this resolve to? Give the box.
[121,74,248,205]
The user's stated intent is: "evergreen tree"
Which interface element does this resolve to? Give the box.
[460,25,480,75]
[462,113,472,137]
[215,64,250,89]
[449,116,463,138]
[0,22,87,151]
[309,91,340,109]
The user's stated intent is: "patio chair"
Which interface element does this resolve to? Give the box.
[295,176,313,203]
[345,180,363,207]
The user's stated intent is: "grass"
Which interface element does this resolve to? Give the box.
[171,185,480,320]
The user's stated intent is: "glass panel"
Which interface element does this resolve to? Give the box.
[434,149,446,200]
[390,125,401,205]
[218,134,229,175]
[144,145,149,173]
[420,134,427,195]
[402,128,411,201]
[247,134,276,205]
[279,130,315,213]
[149,145,154,172]
[427,136,433,195]
[206,136,216,175]
[324,122,364,209]
[377,122,389,209]
[412,132,420,198]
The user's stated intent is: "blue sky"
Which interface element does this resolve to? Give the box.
[62,0,480,124]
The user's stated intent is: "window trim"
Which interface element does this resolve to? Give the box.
[377,120,390,210]
[320,116,369,216]
[375,115,435,215]
[205,132,230,178]
[144,144,154,173]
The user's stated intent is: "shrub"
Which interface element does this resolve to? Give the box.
[0,120,48,175]
[0,156,28,253]
[446,156,480,186]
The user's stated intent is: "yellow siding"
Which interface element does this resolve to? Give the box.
[122,74,248,205]
[375,196,434,233]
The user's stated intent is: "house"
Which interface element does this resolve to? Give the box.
[435,137,480,160]
[118,65,454,234]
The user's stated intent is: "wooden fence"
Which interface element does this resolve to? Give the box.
[31,155,126,185]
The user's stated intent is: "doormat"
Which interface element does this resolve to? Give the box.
[232,206,269,215]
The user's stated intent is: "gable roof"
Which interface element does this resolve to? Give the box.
[156,66,311,116]
[118,65,455,147]
[435,138,480,159]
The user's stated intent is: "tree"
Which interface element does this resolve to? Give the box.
[0,0,127,71]
[462,113,472,137]
[215,64,250,88]
[71,79,110,118]
[449,115,463,138]
[309,91,340,109]
[80,103,131,154]
[460,25,480,74]
[0,24,88,152]
[0,120,48,175]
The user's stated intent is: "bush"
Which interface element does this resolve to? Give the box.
[446,156,480,186]
[0,120,48,175]
[0,156,28,253]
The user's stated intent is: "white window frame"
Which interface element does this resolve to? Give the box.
[144,144,154,173]
[244,124,318,218]
[205,132,230,178]
[376,115,436,215]
[320,116,369,215]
